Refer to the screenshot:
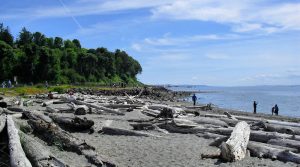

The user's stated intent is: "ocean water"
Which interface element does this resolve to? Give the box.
[168,85,300,118]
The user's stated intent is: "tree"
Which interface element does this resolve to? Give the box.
[17,27,32,46]
[72,39,81,48]
[54,37,63,48]
[0,23,143,85]
[33,32,46,46]
[0,41,15,80]
[0,23,14,46]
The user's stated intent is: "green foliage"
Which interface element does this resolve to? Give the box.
[0,23,142,85]
[51,87,65,94]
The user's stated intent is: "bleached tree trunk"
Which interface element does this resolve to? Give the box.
[18,131,67,167]
[248,142,300,163]
[66,98,124,115]
[101,126,160,137]
[28,117,116,167]
[0,115,6,133]
[7,115,32,167]
[220,121,250,162]
[49,114,94,131]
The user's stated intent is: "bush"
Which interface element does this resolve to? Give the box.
[51,87,65,94]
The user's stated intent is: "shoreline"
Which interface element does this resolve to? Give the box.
[0,86,300,166]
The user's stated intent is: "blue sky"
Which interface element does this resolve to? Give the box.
[1,0,300,86]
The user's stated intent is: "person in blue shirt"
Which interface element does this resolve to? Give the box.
[192,94,197,106]
[253,101,258,114]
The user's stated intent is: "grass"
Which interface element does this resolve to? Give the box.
[0,84,142,96]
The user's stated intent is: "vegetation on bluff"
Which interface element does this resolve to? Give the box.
[0,23,142,85]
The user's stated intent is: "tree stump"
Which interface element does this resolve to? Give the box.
[220,121,250,161]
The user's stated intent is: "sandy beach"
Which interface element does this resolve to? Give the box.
[1,89,299,167]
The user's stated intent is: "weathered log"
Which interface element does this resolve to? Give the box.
[103,104,143,109]
[198,132,300,163]
[69,103,89,115]
[101,126,160,137]
[46,106,59,113]
[127,118,155,123]
[0,114,6,133]
[130,123,155,130]
[248,141,300,163]
[250,130,300,143]
[141,108,160,117]
[46,106,73,113]
[49,114,94,131]
[23,110,53,123]
[7,106,25,113]
[42,100,54,107]
[28,118,116,166]
[23,100,33,106]
[189,117,229,127]
[67,98,124,115]
[148,104,184,115]
[7,115,32,167]
[219,118,239,127]
[259,121,300,135]
[18,131,67,167]
[267,138,300,151]
[220,121,250,161]
[224,111,238,121]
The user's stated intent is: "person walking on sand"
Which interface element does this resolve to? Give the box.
[274,104,279,116]
[192,94,197,106]
[253,101,258,114]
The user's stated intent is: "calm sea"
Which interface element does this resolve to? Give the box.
[168,85,300,118]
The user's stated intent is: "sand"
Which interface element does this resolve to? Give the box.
[8,97,300,167]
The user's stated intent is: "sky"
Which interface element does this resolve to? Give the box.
[1,0,300,86]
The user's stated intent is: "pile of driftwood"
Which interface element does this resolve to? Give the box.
[1,91,300,166]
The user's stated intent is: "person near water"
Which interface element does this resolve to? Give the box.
[8,80,12,88]
[192,94,197,106]
[274,104,279,116]
[253,101,258,114]
[271,106,275,115]
[45,81,49,88]
[1,81,6,88]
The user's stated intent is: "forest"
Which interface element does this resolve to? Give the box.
[0,23,142,85]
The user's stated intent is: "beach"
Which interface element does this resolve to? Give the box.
[1,87,300,167]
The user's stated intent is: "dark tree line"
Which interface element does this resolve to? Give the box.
[0,23,142,85]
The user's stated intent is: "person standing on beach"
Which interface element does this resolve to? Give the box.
[274,104,279,116]
[271,106,275,115]
[192,94,197,106]
[253,101,258,114]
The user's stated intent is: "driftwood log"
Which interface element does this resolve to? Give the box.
[69,103,89,115]
[7,115,32,167]
[258,121,300,135]
[42,100,54,107]
[220,121,250,161]
[28,117,116,167]
[49,114,94,131]
[46,106,73,113]
[19,130,67,167]
[248,142,300,163]
[0,114,6,133]
[65,98,124,115]
[267,138,300,151]
[101,126,160,137]
[23,110,53,123]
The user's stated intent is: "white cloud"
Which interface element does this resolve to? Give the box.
[151,0,244,23]
[0,0,173,19]
[151,0,300,33]
[131,43,142,51]
[143,34,240,46]
[205,54,230,60]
